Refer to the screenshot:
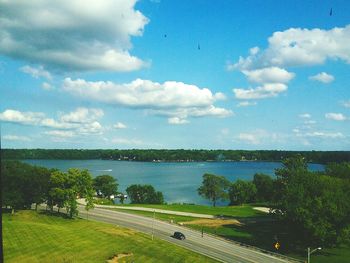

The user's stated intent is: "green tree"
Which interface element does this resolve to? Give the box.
[253,173,274,202]
[126,184,164,204]
[275,157,350,246]
[229,180,257,205]
[197,173,230,207]
[93,174,118,198]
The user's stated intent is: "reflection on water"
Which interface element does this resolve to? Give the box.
[24,160,324,206]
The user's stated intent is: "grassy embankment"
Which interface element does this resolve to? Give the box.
[3,210,217,263]
[105,202,349,263]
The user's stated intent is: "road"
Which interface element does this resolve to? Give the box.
[79,206,297,263]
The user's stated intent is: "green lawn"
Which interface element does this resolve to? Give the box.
[3,210,217,263]
[112,203,264,217]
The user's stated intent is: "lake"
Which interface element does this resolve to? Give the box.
[24,160,324,205]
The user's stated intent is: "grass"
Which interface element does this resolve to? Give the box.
[110,208,350,263]
[112,203,264,217]
[3,209,217,263]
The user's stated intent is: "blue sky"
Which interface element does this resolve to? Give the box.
[0,0,349,150]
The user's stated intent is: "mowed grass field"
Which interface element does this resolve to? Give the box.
[3,210,217,263]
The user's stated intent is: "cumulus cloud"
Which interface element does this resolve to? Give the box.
[230,25,350,101]
[325,113,347,121]
[111,138,144,145]
[0,107,104,135]
[63,78,232,123]
[60,107,103,124]
[42,82,54,90]
[20,65,52,80]
[44,130,74,138]
[299,113,311,118]
[233,83,287,100]
[237,129,285,145]
[3,135,31,141]
[309,72,334,83]
[0,0,148,72]
[231,25,350,70]
[342,100,350,108]
[168,117,189,125]
[242,67,294,84]
[304,131,345,139]
[113,122,127,129]
[236,101,257,107]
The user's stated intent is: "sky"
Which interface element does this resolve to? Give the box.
[0,0,349,150]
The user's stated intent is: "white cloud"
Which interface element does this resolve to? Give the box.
[168,117,189,125]
[63,78,223,108]
[299,113,311,118]
[304,120,317,125]
[342,100,350,108]
[0,107,104,135]
[325,113,347,121]
[113,122,127,129]
[304,131,345,139]
[63,78,232,122]
[309,72,334,83]
[111,138,144,145]
[20,65,52,80]
[60,107,103,124]
[237,101,257,107]
[236,129,285,145]
[231,25,350,70]
[0,109,44,125]
[44,130,74,138]
[3,135,31,141]
[242,67,294,84]
[42,82,54,90]
[0,0,148,72]
[233,83,287,99]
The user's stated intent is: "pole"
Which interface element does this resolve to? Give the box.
[307,247,310,263]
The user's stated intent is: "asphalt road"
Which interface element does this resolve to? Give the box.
[79,206,296,263]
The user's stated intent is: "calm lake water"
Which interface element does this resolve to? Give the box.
[24,160,324,205]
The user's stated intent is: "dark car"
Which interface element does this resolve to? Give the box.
[173,231,186,240]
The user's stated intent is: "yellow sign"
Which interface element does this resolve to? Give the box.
[274,242,280,250]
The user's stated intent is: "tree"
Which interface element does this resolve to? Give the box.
[229,180,257,205]
[253,173,274,202]
[93,174,118,198]
[197,173,230,207]
[325,162,350,179]
[126,184,164,204]
[275,157,350,246]
[1,161,51,213]
[47,168,94,218]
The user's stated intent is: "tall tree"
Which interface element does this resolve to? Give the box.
[229,180,257,205]
[126,184,164,204]
[93,174,118,198]
[198,173,230,207]
[253,173,274,202]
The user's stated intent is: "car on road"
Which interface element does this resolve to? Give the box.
[173,231,186,240]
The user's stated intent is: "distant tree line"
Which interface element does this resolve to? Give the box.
[198,156,350,247]
[2,149,350,164]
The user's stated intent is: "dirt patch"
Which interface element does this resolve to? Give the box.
[107,252,133,263]
[180,218,243,227]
